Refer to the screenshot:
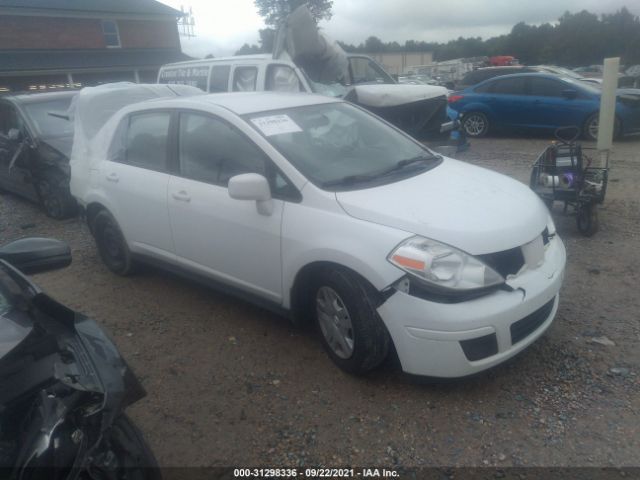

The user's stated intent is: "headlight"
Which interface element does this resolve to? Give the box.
[388,236,504,293]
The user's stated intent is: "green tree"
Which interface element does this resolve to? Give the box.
[254,0,333,27]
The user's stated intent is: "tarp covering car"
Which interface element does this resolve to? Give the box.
[68,82,203,200]
[273,6,449,139]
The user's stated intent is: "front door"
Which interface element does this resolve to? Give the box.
[0,103,35,199]
[167,111,284,302]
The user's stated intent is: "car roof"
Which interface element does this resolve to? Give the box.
[1,90,78,104]
[161,54,273,68]
[144,91,341,116]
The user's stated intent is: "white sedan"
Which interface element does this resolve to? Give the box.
[70,86,565,378]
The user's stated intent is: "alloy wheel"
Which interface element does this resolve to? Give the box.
[316,286,355,359]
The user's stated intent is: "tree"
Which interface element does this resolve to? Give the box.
[235,43,262,55]
[364,36,385,53]
[254,0,333,27]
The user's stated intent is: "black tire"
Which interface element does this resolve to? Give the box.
[461,111,489,138]
[89,414,161,480]
[576,204,599,236]
[583,113,621,141]
[312,268,390,375]
[36,177,77,219]
[93,209,136,275]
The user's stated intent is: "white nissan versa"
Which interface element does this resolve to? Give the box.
[70,90,566,378]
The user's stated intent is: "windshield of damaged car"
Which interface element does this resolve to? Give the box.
[245,103,440,190]
[23,98,74,138]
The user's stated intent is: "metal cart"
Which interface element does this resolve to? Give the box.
[529,127,609,236]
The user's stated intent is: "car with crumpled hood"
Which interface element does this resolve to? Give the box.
[0,91,77,218]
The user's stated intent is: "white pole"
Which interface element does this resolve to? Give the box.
[597,57,619,155]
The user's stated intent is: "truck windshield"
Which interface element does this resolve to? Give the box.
[245,102,440,191]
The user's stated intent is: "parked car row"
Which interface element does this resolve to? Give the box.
[449,73,640,140]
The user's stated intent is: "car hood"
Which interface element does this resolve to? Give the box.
[335,158,548,255]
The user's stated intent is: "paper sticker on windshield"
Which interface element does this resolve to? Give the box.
[251,115,302,136]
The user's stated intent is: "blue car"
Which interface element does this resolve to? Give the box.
[448,73,640,140]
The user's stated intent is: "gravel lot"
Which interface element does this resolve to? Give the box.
[1,135,638,468]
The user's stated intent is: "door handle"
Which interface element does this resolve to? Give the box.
[106,172,119,183]
[172,190,191,202]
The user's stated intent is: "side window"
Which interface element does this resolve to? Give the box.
[124,112,171,171]
[232,66,258,92]
[474,82,493,93]
[491,77,527,95]
[209,65,231,92]
[0,104,23,138]
[529,78,565,97]
[265,65,302,92]
[349,57,392,84]
[178,112,266,186]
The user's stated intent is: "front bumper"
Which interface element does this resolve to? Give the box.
[377,235,566,377]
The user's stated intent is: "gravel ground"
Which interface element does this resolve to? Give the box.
[0,135,638,468]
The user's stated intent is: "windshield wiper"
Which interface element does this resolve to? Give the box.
[381,154,440,175]
[322,173,379,188]
[321,154,440,189]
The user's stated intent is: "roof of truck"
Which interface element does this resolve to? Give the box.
[161,55,275,68]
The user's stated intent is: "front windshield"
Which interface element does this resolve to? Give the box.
[245,102,440,190]
[23,98,74,138]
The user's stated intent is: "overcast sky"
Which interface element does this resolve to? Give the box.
[161,0,637,58]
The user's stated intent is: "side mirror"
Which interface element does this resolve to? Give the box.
[562,89,578,100]
[0,238,71,274]
[7,128,22,142]
[228,173,273,215]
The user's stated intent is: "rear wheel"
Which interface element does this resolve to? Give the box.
[93,210,136,276]
[87,414,161,480]
[312,268,390,374]
[462,112,489,137]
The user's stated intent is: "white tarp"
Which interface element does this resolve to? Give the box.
[69,82,203,200]
[350,84,448,108]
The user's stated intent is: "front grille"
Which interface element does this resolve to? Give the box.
[510,298,555,345]
[477,247,525,278]
[460,333,499,361]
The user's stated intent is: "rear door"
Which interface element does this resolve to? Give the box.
[99,110,175,259]
[483,76,530,127]
[167,111,287,302]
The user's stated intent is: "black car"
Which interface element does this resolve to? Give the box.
[457,66,537,90]
[0,91,77,219]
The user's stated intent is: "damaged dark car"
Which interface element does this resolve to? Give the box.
[0,91,77,219]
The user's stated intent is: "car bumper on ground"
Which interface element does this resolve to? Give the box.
[377,235,566,378]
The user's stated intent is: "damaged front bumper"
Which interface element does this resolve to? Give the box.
[377,234,566,378]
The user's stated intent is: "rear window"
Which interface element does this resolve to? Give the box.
[125,112,171,172]
[491,77,527,95]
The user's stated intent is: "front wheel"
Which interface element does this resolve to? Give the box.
[36,178,77,219]
[583,113,621,141]
[88,414,161,480]
[313,268,390,375]
[462,112,489,138]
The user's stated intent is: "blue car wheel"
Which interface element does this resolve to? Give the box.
[462,112,489,137]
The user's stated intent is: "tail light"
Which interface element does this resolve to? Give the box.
[448,95,464,103]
